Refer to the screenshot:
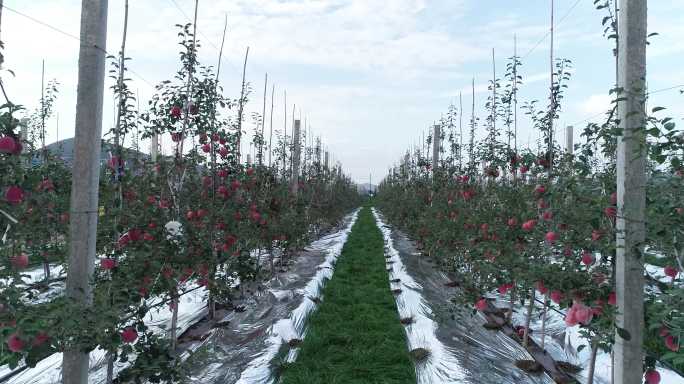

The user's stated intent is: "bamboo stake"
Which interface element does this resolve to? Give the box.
[459,92,463,171]
[522,288,534,348]
[268,84,274,168]
[236,47,249,163]
[291,119,301,194]
[587,338,599,384]
[283,90,287,176]
[548,0,555,177]
[259,72,267,165]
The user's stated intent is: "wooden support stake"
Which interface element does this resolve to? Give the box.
[291,119,301,194]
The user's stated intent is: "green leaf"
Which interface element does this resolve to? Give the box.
[616,327,631,341]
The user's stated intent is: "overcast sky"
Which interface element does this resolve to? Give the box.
[3,0,684,183]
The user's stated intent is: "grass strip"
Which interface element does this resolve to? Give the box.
[280,205,415,384]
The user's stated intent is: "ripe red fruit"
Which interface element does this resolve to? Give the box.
[186,210,196,220]
[170,106,182,118]
[171,132,182,142]
[117,233,131,248]
[0,136,17,153]
[581,251,594,266]
[231,180,241,191]
[143,232,154,241]
[534,185,546,194]
[545,231,559,243]
[148,222,157,229]
[250,211,261,222]
[100,258,117,270]
[565,300,593,326]
[507,218,517,227]
[32,332,49,347]
[604,206,617,218]
[196,209,208,219]
[515,326,529,339]
[162,266,174,279]
[541,211,553,221]
[5,186,24,204]
[664,266,679,279]
[120,327,138,343]
[608,292,617,306]
[475,298,488,311]
[550,290,564,304]
[461,189,475,201]
[664,335,679,352]
[246,167,255,176]
[591,230,603,242]
[535,281,548,295]
[128,229,142,242]
[37,179,55,192]
[644,369,661,384]
[521,220,537,231]
[219,146,229,158]
[537,199,548,210]
[202,143,211,153]
[217,185,229,199]
[11,253,29,269]
[217,169,228,178]
[498,283,513,295]
[6,333,24,353]
[520,165,529,174]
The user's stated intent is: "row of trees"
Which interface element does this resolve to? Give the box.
[377,1,681,383]
[1,1,360,383]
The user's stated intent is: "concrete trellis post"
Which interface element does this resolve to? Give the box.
[150,133,159,161]
[614,1,647,383]
[565,125,573,155]
[291,119,301,194]
[62,1,108,383]
[432,124,440,179]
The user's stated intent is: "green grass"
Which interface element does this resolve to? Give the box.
[280,206,415,384]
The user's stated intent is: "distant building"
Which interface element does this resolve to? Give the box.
[357,183,377,196]
[39,137,149,167]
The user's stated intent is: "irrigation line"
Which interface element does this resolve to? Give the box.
[167,0,241,73]
[566,83,684,128]
[0,4,156,89]
[522,0,581,59]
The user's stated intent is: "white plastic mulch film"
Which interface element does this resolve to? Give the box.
[174,209,359,384]
[1,210,359,384]
[373,208,684,384]
[373,208,548,384]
